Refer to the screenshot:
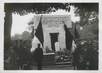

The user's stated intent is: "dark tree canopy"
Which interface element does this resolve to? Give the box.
[5,3,98,14]
[4,3,66,14]
[72,3,98,13]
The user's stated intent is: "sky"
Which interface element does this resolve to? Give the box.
[11,6,80,36]
[11,13,34,36]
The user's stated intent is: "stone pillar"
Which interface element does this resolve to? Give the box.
[58,27,66,51]
[43,28,52,53]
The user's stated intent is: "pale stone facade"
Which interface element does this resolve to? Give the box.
[31,15,72,53]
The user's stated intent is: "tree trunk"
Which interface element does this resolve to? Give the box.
[4,11,12,49]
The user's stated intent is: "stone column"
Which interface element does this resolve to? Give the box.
[43,28,52,53]
[58,27,66,51]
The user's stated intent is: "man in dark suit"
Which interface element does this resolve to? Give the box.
[33,44,43,70]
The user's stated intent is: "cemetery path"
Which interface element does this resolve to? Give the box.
[32,64,74,70]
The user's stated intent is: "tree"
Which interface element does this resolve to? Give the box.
[4,11,12,49]
[22,31,32,40]
[72,3,98,26]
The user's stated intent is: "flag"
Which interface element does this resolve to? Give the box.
[35,16,44,46]
[63,22,73,50]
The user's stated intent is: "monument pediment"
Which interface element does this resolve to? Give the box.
[42,15,72,28]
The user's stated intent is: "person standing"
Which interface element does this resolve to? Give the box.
[32,44,43,70]
[72,41,80,70]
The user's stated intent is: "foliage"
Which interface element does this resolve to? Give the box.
[4,40,32,70]
[74,39,98,70]
[4,3,69,15]
[72,3,98,26]
[55,49,72,63]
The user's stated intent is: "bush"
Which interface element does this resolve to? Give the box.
[74,39,98,70]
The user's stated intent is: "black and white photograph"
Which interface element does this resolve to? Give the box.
[0,1,101,71]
